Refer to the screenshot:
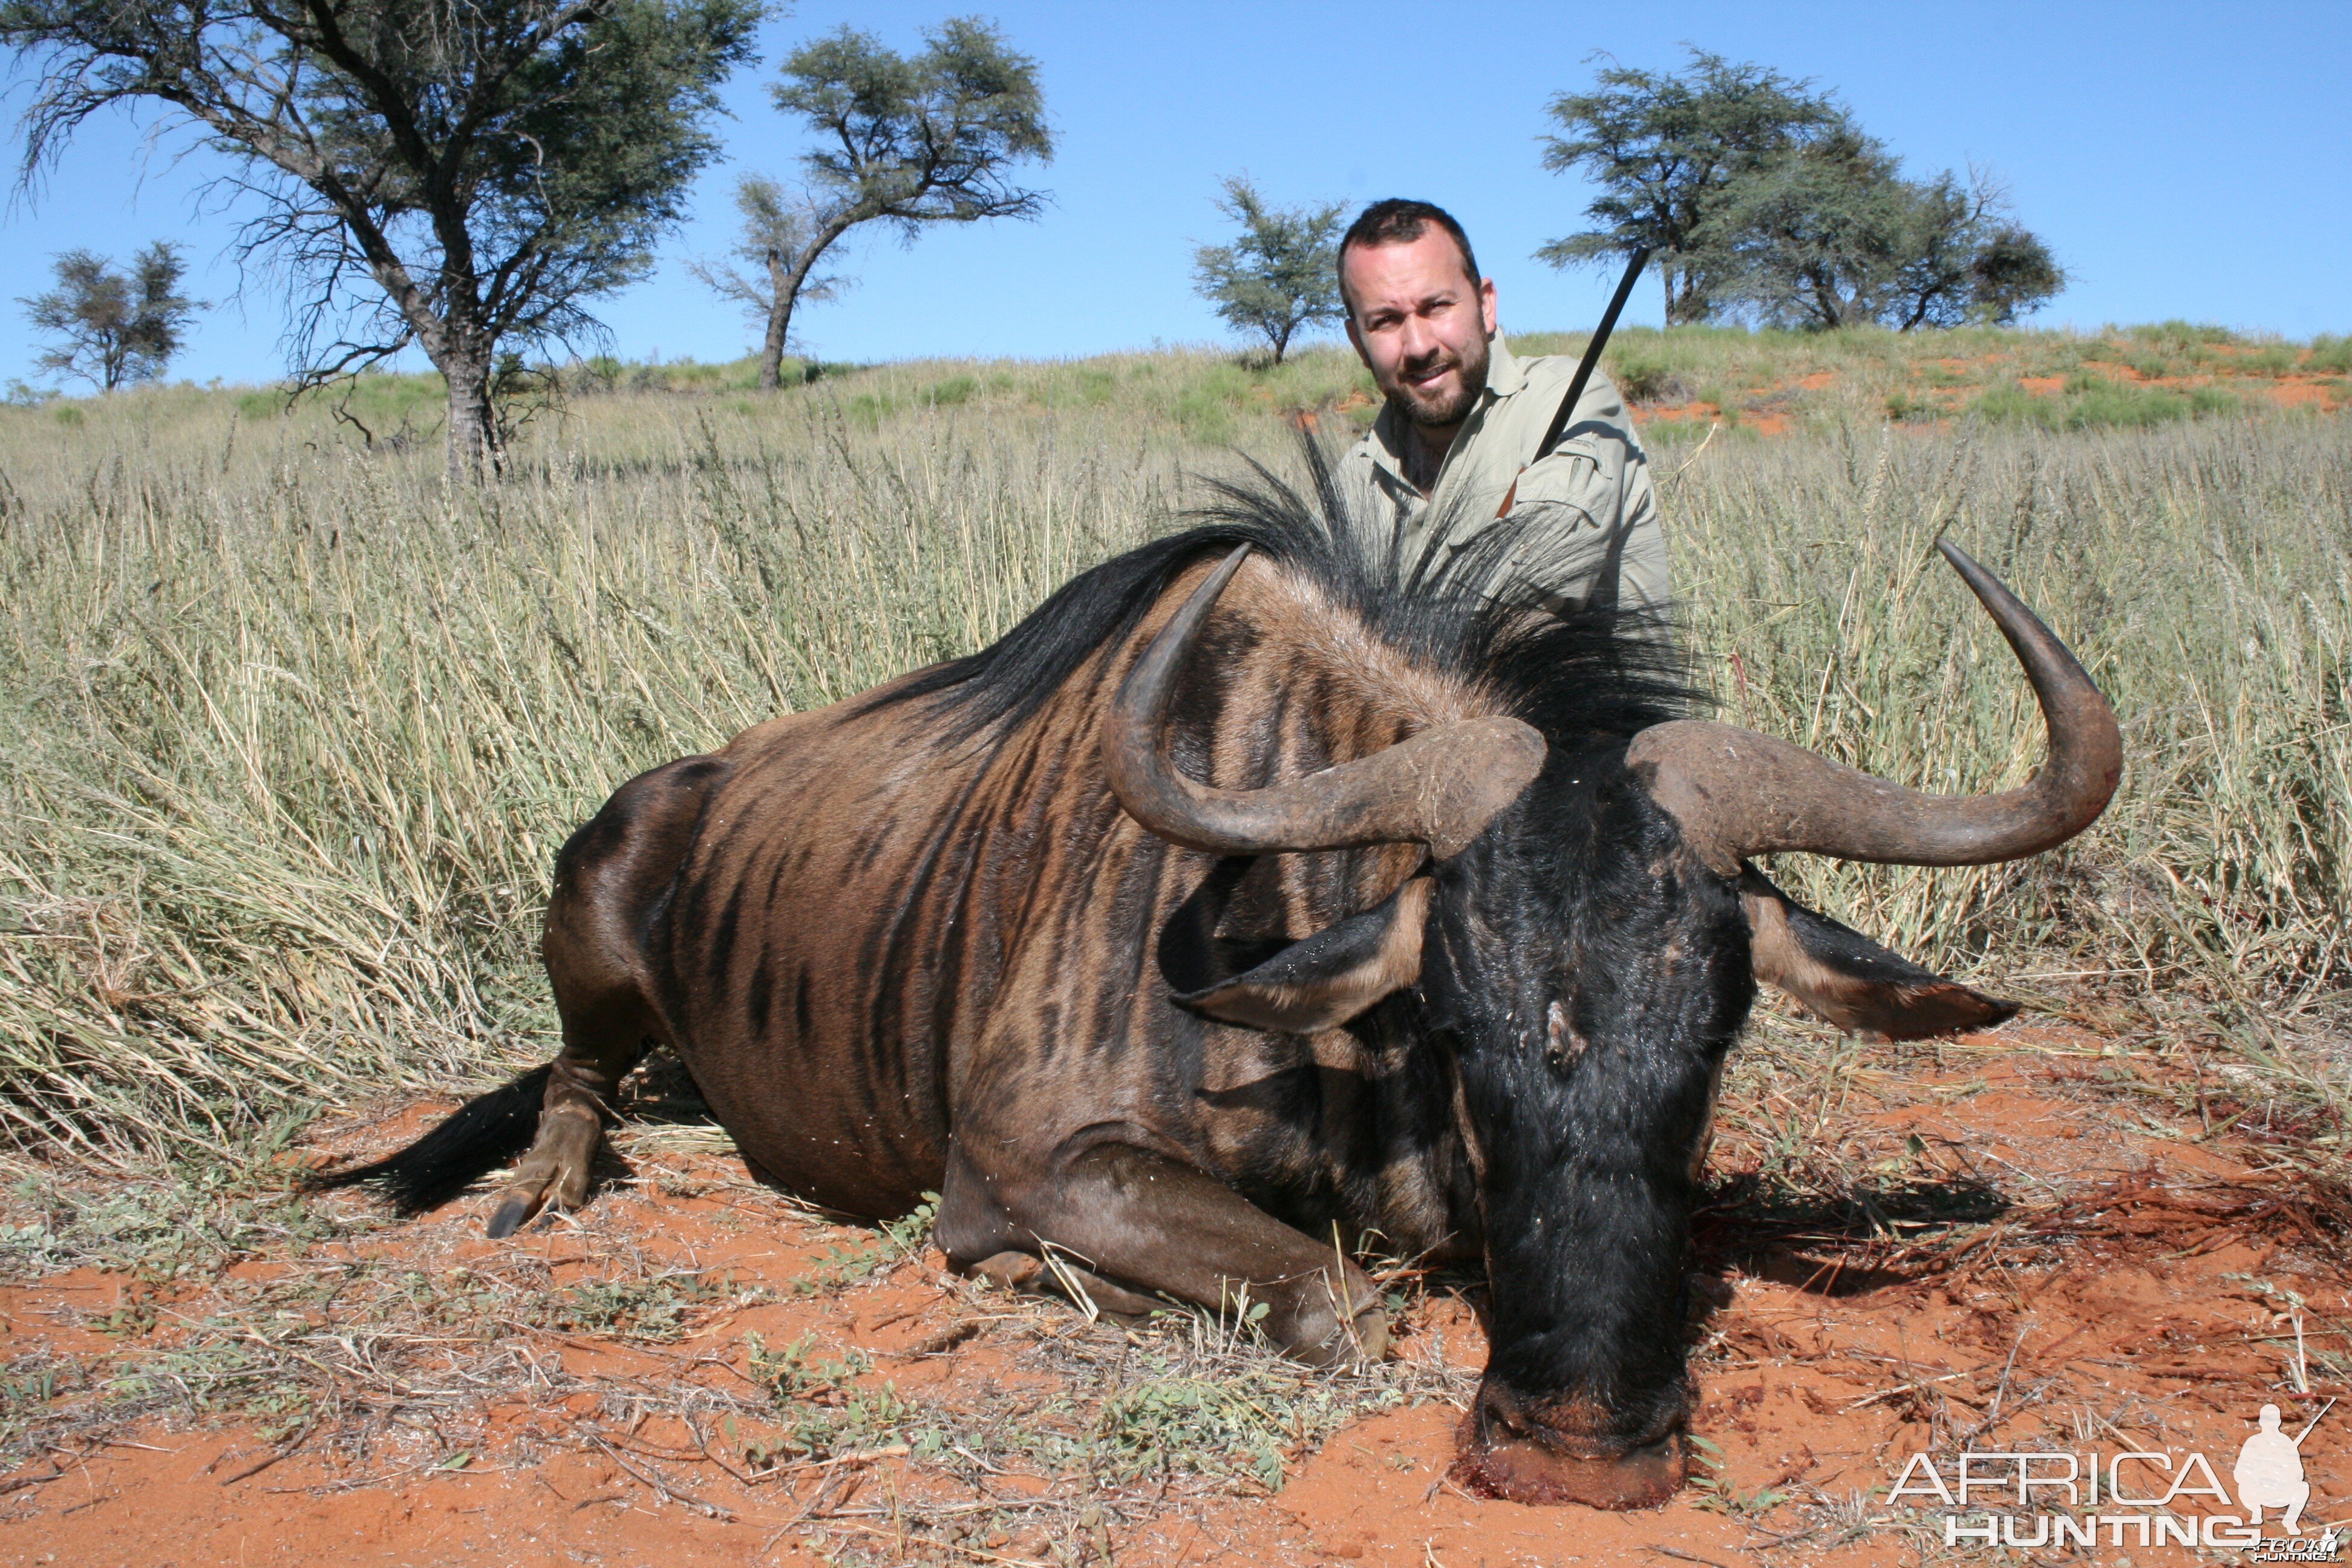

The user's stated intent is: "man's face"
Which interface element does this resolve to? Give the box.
[1342,229,1499,431]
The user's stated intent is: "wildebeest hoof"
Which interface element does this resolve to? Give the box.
[485,1189,541,1238]
[486,1100,604,1238]
[965,1251,1160,1321]
[1273,1290,1390,1368]
[967,1250,1048,1293]
[484,1169,568,1237]
[1449,1426,1686,1509]
[1327,1304,1391,1366]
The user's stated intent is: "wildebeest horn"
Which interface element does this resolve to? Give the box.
[1628,540,2122,875]
[1106,544,1547,859]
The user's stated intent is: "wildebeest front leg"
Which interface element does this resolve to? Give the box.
[942,1142,1387,1366]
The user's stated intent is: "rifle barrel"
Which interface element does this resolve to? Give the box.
[1534,244,1652,462]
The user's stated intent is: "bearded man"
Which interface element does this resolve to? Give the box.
[1334,198,1670,613]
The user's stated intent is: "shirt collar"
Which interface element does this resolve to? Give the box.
[1483,332,1527,397]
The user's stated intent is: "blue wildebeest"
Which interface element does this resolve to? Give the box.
[323,460,2118,1507]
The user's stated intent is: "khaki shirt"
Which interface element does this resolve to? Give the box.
[1335,335,1670,613]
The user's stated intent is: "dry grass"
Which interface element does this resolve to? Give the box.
[0,337,2347,1174]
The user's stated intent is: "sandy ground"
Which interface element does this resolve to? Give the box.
[4,1020,2347,1567]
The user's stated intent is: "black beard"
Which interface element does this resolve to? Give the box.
[1389,334,1491,429]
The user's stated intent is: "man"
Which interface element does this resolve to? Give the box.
[1334,198,1670,614]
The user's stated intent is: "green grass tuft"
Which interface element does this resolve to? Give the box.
[1970,377,2244,430]
[2305,335,2352,376]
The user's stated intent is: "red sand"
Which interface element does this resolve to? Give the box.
[4,1024,2347,1565]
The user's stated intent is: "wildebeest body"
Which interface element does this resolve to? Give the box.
[328,456,2120,1508]
[616,558,1485,1253]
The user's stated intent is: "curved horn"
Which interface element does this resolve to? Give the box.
[1628,539,2122,875]
[1105,544,1547,860]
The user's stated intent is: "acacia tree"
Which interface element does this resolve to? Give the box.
[22,241,198,390]
[1958,223,2066,328]
[1542,49,2066,335]
[1694,125,1910,330]
[1537,48,1843,324]
[1702,135,2068,332]
[1191,175,1342,366]
[757,17,1050,377]
[0,0,762,478]
[688,174,845,388]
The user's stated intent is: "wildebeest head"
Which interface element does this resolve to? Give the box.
[1103,485,2120,1507]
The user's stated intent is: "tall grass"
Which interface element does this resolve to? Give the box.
[1673,420,2352,1010]
[1,354,2346,1165]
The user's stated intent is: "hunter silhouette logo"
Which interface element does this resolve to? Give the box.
[2238,1401,2330,1536]
[1890,1397,2338,1553]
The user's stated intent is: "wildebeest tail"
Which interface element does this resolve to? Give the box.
[308,1064,552,1215]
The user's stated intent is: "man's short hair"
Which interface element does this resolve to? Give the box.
[1337,199,1482,316]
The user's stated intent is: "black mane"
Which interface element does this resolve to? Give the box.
[859,436,1699,746]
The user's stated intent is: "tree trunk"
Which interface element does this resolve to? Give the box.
[1664,265,1701,327]
[443,350,498,483]
[757,245,790,390]
[762,211,860,392]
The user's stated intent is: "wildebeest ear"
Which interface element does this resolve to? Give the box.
[1738,867,2019,1040]
[1173,878,1432,1033]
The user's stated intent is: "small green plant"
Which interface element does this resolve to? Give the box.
[746,1332,922,1459]
[1094,1376,1289,1490]
[533,1270,730,1342]
[923,376,978,407]
[789,1380,920,1459]
[109,1332,319,1443]
[1609,353,1684,403]
[2129,318,2236,350]
[2304,335,2352,375]
[1,1176,353,1284]
[90,1295,159,1338]
[1685,1432,1795,1517]
[844,391,897,428]
[1969,377,2238,431]
[793,1192,937,1292]
[1,1359,83,1458]
[2075,383,2186,427]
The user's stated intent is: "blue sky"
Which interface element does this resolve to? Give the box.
[3,1,2347,388]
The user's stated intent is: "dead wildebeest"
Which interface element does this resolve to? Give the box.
[320,454,2118,1508]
